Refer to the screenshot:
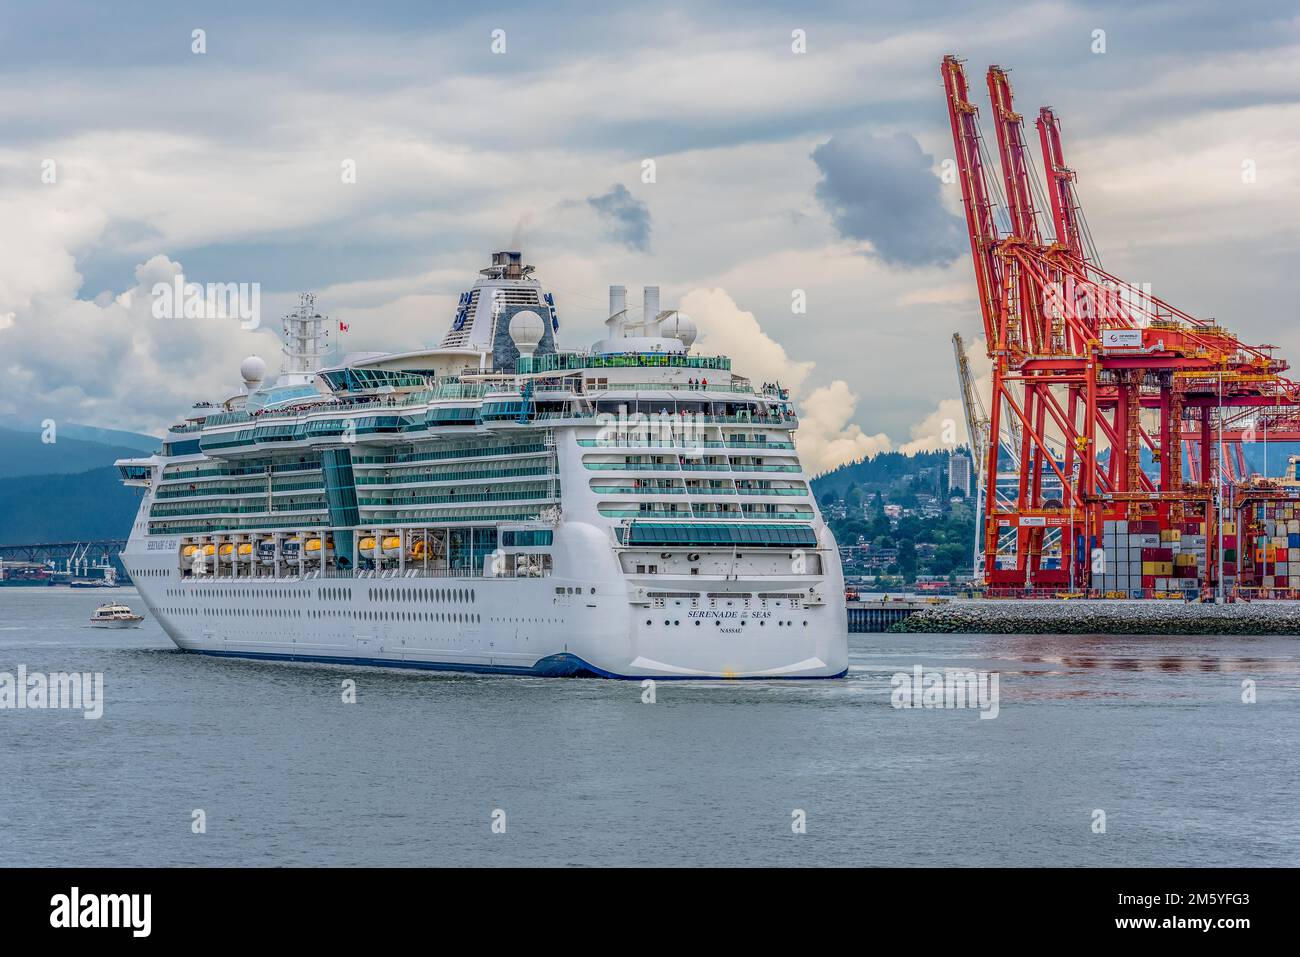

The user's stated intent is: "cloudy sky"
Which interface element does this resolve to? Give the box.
[2,0,1297,473]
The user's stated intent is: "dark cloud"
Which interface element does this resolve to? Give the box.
[586,184,652,251]
[812,129,965,268]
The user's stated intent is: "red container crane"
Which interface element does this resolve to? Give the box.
[941,54,1300,596]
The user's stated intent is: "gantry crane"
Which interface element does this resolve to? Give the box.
[942,54,1300,593]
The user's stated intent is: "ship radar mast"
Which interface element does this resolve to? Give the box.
[280,293,332,385]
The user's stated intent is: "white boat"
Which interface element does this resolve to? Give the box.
[113,253,847,678]
[90,603,144,628]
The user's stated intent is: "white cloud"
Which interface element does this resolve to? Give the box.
[799,380,895,474]
[0,252,279,432]
[898,397,968,455]
[680,287,814,393]
[898,336,993,455]
[680,287,891,473]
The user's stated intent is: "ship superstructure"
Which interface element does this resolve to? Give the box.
[115,252,847,678]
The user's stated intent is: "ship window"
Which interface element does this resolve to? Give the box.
[502,530,553,547]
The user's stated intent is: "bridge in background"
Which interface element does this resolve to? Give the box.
[0,540,129,566]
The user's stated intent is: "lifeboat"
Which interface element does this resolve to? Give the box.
[237,542,255,562]
[410,538,428,560]
[304,537,335,562]
[359,536,378,559]
[380,536,403,558]
[257,540,276,564]
[281,537,302,559]
[218,543,235,564]
[181,544,200,561]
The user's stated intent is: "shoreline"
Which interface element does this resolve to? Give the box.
[889,598,1300,635]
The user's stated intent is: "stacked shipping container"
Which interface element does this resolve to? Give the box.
[1245,504,1300,591]
[1093,519,1230,597]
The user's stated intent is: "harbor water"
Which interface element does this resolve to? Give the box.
[1,587,1296,867]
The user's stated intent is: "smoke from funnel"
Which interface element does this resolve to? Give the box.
[510,212,535,249]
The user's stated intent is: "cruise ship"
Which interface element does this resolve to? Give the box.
[115,252,847,678]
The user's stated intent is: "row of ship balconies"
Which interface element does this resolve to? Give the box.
[150,481,558,518]
[153,441,550,492]
[598,505,815,520]
[175,407,796,459]
[590,477,807,497]
[147,505,549,536]
[582,459,803,473]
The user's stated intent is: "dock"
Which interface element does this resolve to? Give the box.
[846,596,942,633]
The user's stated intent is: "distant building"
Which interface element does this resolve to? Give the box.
[948,452,972,496]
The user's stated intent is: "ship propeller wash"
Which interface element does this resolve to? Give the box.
[116,252,847,677]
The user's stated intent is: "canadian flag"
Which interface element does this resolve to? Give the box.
[339,321,350,332]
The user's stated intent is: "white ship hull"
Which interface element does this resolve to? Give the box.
[122,532,847,679]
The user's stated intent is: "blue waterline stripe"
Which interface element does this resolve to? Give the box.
[188,649,847,680]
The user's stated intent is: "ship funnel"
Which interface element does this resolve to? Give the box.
[607,284,627,337]
[492,251,524,279]
[642,285,660,334]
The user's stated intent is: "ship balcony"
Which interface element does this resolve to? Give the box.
[599,507,694,518]
[149,501,327,519]
[576,437,794,451]
[685,510,744,520]
[351,443,548,467]
[729,463,802,474]
[589,484,687,494]
[359,487,553,509]
[583,461,683,472]
[154,480,322,500]
[353,465,552,488]
[576,438,683,449]
[158,460,321,484]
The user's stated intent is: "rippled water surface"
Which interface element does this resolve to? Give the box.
[1,587,1296,866]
